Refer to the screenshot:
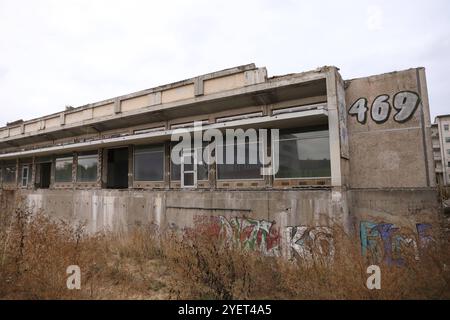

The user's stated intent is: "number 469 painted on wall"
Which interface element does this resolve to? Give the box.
[348,91,421,124]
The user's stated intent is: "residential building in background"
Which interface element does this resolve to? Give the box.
[433,115,450,186]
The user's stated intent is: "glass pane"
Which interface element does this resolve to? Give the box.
[217,142,262,180]
[77,154,98,182]
[275,129,331,179]
[2,166,16,184]
[183,172,194,187]
[171,143,208,181]
[55,156,73,182]
[184,154,194,171]
[134,145,164,181]
[22,167,29,186]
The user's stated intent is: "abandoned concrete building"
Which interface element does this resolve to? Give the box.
[0,64,441,259]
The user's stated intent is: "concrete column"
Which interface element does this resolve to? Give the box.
[326,68,351,232]
[50,156,55,189]
[31,156,36,190]
[128,145,134,189]
[15,158,19,188]
[164,142,171,189]
[97,149,103,188]
[72,152,78,187]
[326,68,343,187]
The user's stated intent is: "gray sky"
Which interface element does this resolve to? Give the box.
[0,0,449,126]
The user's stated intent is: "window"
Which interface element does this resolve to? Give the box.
[275,128,331,179]
[444,124,449,131]
[217,139,263,180]
[171,142,208,181]
[77,152,98,182]
[448,149,450,156]
[134,144,164,181]
[55,155,73,183]
[21,165,30,187]
[446,137,450,143]
[448,162,450,168]
[2,164,16,184]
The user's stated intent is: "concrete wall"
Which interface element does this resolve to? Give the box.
[345,68,435,189]
[17,188,337,233]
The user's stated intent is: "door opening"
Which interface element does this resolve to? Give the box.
[181,149,197,188]
[107,147,129,189]
[37,162,51,189]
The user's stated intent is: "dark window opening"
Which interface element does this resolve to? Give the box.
[37,162,51,189]
[107,148,129,189]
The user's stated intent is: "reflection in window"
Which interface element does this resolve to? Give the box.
[170,142,208,181]
[2,165,17,184]
[134,144,164,181]
[217,141,262,180]
[275,129,331,179]
[55,155,73,183]
[77,152,98,182]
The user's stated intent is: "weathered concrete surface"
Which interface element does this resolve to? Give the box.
[350,189,440,228]
[345,68,435,189]
[16,189,345,233]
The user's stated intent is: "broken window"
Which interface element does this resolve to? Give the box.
[275,128,331,179]
[217,140,263,180]
[134,144,164,181]
[55,155,73,183]
[77,152,98,182]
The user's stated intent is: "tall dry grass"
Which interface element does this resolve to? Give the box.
[0,201,449,300]
[162,222,450,300]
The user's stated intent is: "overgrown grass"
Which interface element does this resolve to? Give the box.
[0,202,449,300]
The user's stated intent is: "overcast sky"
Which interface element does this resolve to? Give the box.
[0,0,449,126]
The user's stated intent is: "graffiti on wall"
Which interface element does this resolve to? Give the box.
[349,91,421,125]
[283,226,334,262]
[193,215,335,261]
[360,221,433,266]
[193,215,281,256]
[189,215,433,265]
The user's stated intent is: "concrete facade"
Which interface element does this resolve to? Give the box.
[0,64,441,259]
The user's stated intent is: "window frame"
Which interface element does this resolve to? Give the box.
[21,164,30,188]
[133,144,165,182]
[76,152,99,183]
[216,139,264,181]
[55,155,74,183]
[273,127,332,180]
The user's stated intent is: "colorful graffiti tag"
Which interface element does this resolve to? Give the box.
[360,221,433,266]
[193,215,335,261]
[283,226,334,262]
[189,216,433,265]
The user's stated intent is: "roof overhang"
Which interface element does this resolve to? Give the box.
[0,106,328,160]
